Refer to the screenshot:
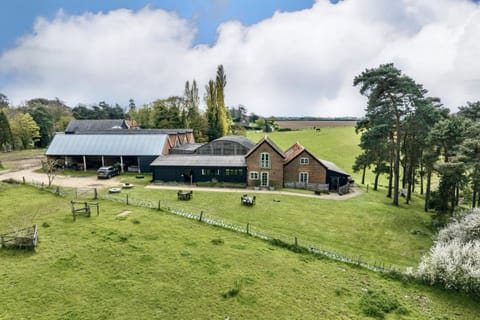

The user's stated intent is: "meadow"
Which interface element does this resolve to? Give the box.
[1,184,479,319]
[1,126,477,319]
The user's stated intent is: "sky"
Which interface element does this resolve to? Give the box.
[1,0,480,117]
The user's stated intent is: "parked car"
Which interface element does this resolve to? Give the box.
[97,166,119,179]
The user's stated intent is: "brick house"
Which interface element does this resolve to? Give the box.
[245,136,285,188]
[246,137,350,190]
[283,142,328,187]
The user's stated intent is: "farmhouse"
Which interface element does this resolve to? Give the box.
[151,135,350,191]
[46,120,194,173]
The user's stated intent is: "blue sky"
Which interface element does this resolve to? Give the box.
[0,0,317,52]
[0,0,479,117]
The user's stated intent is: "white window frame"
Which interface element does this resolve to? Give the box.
[300,157,309,165]
[299,172,309,184]
[260,152,270,168]
[261,171,269,187]
[249,171,259,180]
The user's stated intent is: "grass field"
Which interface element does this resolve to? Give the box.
[1,184,479,319]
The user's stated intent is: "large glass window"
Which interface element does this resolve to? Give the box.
[260,152,270,168]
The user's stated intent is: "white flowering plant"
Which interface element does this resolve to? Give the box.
[417,208,480,296]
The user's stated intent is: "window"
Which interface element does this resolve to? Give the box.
[300,157,309,165]
[299,172,309,184]
[249,171,259,180]
[226,169,243,176]
[260,152,270,168]
[201,169,220,176]
[261,171,269,187]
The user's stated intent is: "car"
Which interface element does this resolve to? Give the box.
[97,166,119,179]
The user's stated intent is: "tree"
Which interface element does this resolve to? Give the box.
[184,80,208,142]
[457,122,480,208]
[458,101,480,122]
[205,65,229,141]
[0,93,9,108]
[42,159,61,187]
[27,105,54,147]
[0,111,13,151]
[150,97,183,128]
[10,113,40,149]
[354,63,425,205]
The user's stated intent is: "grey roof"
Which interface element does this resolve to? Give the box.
[67,128,193,135]
[214,135,256,150]
[320,159,349,176]
[151,155,246,167]
[65,120,128,133]
[46,133,168,156]
[170,143,204,154]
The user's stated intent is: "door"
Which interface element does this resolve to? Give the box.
[261,171,269,187]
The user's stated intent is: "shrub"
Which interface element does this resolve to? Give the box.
[417,208,480,296]
[358,289,400,319]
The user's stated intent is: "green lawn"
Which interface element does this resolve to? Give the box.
[0,184,479,319]
[101,184,432,269]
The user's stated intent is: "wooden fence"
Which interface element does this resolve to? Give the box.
[284,182,329,191]
[16,179,400,273]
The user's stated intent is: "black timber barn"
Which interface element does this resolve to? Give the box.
[151,135,255,183]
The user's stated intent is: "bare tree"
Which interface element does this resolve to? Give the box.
[42,159,61,187]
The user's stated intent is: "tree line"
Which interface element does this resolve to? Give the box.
[0,65,270,150]
[353,63,480,225]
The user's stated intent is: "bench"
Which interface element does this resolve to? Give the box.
[178,190,193,201]
[70,201,99,221]
[241,194,256,206]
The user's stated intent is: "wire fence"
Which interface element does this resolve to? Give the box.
[14,177,400,274]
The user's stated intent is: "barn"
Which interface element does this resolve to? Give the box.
[46,120,194,173]
[151,135,254,183]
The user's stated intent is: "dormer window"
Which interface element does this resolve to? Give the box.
[260,152,270,168]
[300,157,309,165]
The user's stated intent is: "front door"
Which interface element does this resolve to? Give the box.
[261,171,269,187]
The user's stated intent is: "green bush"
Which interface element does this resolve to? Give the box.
[358,289,400,319]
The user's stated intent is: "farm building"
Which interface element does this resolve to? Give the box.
[152,135,351,191]
[151,135,253,183]
[46,120,194,173]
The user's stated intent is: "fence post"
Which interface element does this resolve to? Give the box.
[294,237,298,246]
[41,182,44,189]
[75,188,78,199]
[55,186,60,195]
[199,211,203,222]
[126,194,129,205]
[22,176,25,184]
[246,223,250,235]
[94,188,97,200]
[158,200,161,210]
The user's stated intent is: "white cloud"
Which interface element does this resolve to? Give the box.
[1,0,480,117]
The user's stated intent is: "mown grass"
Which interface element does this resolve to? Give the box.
[0,184,479,319]
[104,184,432,268]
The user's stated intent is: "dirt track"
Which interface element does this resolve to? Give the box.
[0,155,362,200]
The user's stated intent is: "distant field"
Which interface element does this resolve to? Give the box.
[277,120,357,129]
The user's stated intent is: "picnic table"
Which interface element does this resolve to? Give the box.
[178,190,193,200]
[241,194,256,206]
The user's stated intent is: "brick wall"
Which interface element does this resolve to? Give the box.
[246,142,284,187]
[284,150,327,185]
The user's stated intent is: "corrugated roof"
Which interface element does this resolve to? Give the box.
[65,120,128,132]
[214,135,256,150]
[320,159,349,176]
[46,133,168,156]
[151,155,246,167]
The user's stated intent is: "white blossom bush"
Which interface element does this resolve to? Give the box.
[417,208,480,296]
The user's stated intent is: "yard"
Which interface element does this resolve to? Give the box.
[0,183,479,319]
